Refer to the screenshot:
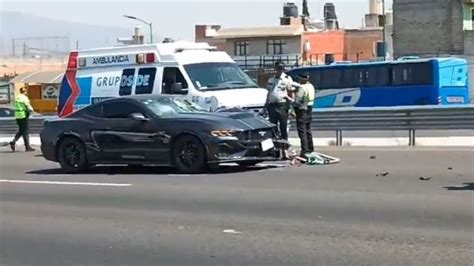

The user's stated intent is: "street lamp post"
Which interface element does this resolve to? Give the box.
[123,15,153,44]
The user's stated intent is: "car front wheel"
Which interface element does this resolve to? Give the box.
[57,137,88,173]
[173,135,207,174]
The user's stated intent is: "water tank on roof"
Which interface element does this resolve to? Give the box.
[324,3,337,20]
[369,0,383,15]
[283,3,299,18]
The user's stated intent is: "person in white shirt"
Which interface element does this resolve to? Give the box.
[265,61,295,140]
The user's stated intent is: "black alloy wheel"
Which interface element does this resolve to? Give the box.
[57,137,88,173]
[173,135,207,174]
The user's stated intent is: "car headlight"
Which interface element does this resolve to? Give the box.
[211,130,239,140]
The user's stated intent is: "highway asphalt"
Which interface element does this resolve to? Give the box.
[0,147,473,265]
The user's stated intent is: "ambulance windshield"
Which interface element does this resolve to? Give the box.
[184,62,258,91]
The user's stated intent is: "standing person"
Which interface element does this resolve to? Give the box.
[265,61,294,141]
[9,87,36,152]
[294,73,315,157]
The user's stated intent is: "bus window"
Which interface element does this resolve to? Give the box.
[366,66,390,87]
[321,69,342,89]
[308,70,322,89]
[341,68,357,88]
[411,62,433,85]
[135,68,157,95]
[391,62,433,86]
[355,68,366,87]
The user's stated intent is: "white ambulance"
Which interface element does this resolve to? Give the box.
[58,41,267,117]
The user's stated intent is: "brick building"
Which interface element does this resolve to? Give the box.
[195,2,384,69]
[393,0,474,100]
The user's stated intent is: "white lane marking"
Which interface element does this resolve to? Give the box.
[0,179,133,187]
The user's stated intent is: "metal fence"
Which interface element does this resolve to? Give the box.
[234,53,365,70]
[1,106,473,146]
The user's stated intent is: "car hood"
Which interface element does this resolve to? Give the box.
[160,111,273,131]
[202,88,267,108]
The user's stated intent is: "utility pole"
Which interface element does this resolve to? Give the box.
[302,0,310,17]
[382,0,386,61]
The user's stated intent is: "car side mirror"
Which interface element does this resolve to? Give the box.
[130,113,149,121]
[172,82,188,95]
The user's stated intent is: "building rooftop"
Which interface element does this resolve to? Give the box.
[214,25,305,39]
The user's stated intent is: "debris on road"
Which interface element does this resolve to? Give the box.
[448,167,453,170]
[288,151,341,166]
[419,177,432,181]
[223,229,242,234]
[370,155,376,159]
[376,172,390,177]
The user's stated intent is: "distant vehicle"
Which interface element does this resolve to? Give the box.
[288,58,470,107]
[0,107,14,117]
[58,42,267,117]
[41,96,281,174]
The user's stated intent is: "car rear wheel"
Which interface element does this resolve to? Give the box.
[173,135,207,174]
[57,137,88,173]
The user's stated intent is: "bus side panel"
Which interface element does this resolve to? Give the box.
[356,86,435,106]
[437,59,469,104]
[312,86,434,108]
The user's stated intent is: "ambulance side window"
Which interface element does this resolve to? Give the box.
[135,67,157,95]
[162,67,188,95]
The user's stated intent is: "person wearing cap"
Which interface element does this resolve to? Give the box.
[265,61,295,141]
[9,87,37,152]
[294,72,315,157]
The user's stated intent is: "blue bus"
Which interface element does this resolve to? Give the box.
[287,58,470,108]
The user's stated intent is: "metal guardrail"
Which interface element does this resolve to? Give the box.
[307,105,474,145]
[0,106,473,146]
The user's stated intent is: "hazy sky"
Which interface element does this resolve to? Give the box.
[1,0,394,41]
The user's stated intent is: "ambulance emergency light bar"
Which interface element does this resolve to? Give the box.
[71,52,157,68]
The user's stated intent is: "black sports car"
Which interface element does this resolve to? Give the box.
[40,96,283,173]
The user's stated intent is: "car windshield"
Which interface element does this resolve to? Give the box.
[184,62,258,91]
[141,98,206,117]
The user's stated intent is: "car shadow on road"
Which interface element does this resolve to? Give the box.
[26,164,286,176]
[444,183,474,191]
